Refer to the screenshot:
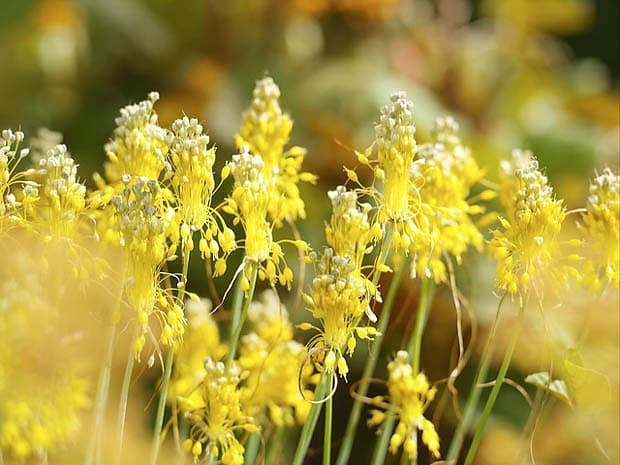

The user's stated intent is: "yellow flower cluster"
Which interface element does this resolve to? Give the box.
[488,150,578,298]
[236,76,316,225]
[374,92,430,255]
[580,167,620,290]
[368,351,440,460]
[182,359,256,465]
[411,116,487,281]
[299,249,378,378]
[169,298,228,406]
[239,290,314,426]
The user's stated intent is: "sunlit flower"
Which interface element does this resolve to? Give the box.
[410,116,487,281]
[298,248,378,378]
[236,76,316,225]
[368,351,440,461]
[580,167,619,290]
[181,359,256,465]
[488,150,579,299]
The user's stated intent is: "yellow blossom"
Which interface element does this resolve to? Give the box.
[300,249,378,378]
[580,167,619,290]
[410,116,485,282]
[238,290,314,426]
[488,150,578,299]
[236,76,316,225]
[368,351,440,460]
[181,359,255,465]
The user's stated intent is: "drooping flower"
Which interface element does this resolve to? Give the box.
[368,351,440,461]
[580,167,619,290]
[238,290,314,426]
[410,116,487,281]
[488,150,579,299]
[236,76,316,225]
[298,248,378,378]
[181,359,256,465]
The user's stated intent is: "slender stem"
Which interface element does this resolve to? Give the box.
[399,450,410,465]
[264,425,285,465]
[85,322,116,465]
[335,258,407,465]
[291,372,329,465]
[244,432,261,465]
[225,263,258,367]
[370,413,397,465]
[323,395,333,465]
[113,338,137,465]
[407,278,435,374]
[148,348,175,465]
[463,318,521,465]
[149,245,191,465]
[445,295,507,462]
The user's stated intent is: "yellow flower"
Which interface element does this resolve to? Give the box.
[580,167,619,290]
[169,298,228,406]
[181,359,255,465]
[368,351,440,460]
[410,116,486,282]
[488,150,578,298]
[374,92,431,256]
[238,290,314,426]
[236,76,316,225]
[299,249,378,378]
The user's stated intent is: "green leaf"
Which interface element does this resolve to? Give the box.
[525,372,571,405]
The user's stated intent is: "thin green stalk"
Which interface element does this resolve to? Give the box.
[370,413,397,465]
[85,322,116,465]
[148,348,175,465]
[244,432,261,465]
[112,337,137,465]
[225,263,258,367]
[149,246,191,465]
[335,257,406,465]
[399,450,410,465]
[463,319,521,465]
[323,395,333,465]
[407,278,435,374]
[445,295,507,462]
[291,372,329,465]
[264,426,285,465]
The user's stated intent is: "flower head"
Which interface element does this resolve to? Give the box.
[410,116,486,281]
[488,150,578,299]
[1,130,35,224]
[236,76,316,225]
[580,167,619,290]
[182,359,256,465]
[368,351,440,460]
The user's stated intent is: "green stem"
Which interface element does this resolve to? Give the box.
[244,432,261,465]
[291,372,329,465]
[113,338,136,465]
[85,322,116,465]
[407,278,435,374]
[335,258,406,465]
[463,319,521,465]
[225,263,258,367]
[264,426,285,465]
[148,348,175,465]
[445,295,507,462]
[370,413,397,465]
[323,395,333,465]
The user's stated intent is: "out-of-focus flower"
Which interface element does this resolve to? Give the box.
[411,116,488,282]
[368,351,440,461]
[238,290,314,426]
[580,167,619,290]
[488,150,579,299]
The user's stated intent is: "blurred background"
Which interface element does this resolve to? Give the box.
[0,1,617,464]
